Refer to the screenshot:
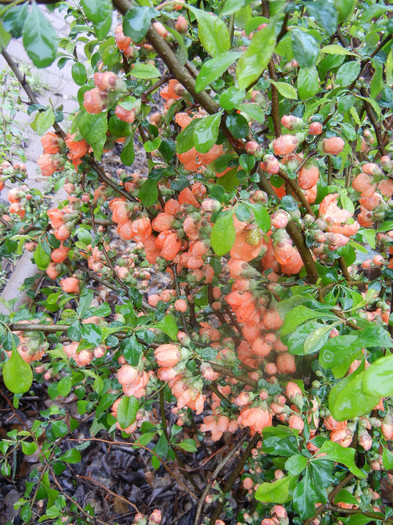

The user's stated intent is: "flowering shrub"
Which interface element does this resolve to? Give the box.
[1,0,393,523]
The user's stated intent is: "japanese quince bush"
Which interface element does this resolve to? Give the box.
[1,0,393,523]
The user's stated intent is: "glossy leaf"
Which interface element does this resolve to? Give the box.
[304,1,338,35]
[31,109,55,135]
[236,22,276,89]
[154,314,178,340]
[363,354,393,398]
[72,63,87,86]
[319,441,366,478]
[226,113,249,139]
[328,370,380,421]
[220,0,252,16]
[79,111,108,160]
[193,112,222,154]
[58,449,81,464]
[334,0,356,22]
[255,475,297,504]
[285,454,308,476]
[291,29,319,69]
[131,63,161,79]
[117,396,139,429]
[219,87,246,111]
[3,346,33,394]
[293,469,323,519]
[22,6,58,68]
[211,209,236,255]
[281,306,331,336]
[336,61,361,87]
[271,80,298,100]
[123,6,153,44]
[195,52,242,93]
[188,6,230,57]
[247,203,271,232]
[298,67,319,100]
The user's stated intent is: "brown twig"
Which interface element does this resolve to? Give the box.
[0,390,110,525]
[76,474,139,513]
[360,87,387,156]
[209,433,259,524]
[194,436,246,525]
[69,436,197,499]
[210,363,257,387]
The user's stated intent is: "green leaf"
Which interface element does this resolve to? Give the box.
[236,22,276,89]
[386,49,393,86]
[319,441,366,478]
[177,439,197,452]
[262,436,300,456]
[81,324,102,346]
[238,103,265,123]
[334,490,361,506]
[121,134,135,166]
[122,335,143,366]
[247,203,271,232]
[3,345,33,394]
[176,119,198,154]
[303,323,337,355]
[336,61,361,87]
[271,81,298,100]
[58,449,81,464]
[328,370,380,421]
[226,113,249,139]
[57,376,72,397]
[138,432,156,446]
[211,209,236,255]
[195,52,242,93]
[344,516,375,525]
[117,396,139,429]
[79,111,108,160]
[155,433,168,457]
[193,112,222,154]
[154,314,178,340]
[285,454,308,476]
[363,354,393,398]
[0,21,11,50]
[72,62,87,86]
[139,178,158,207]
[304,1,338,35]
[382,447,393,470]
[166,25,188,65]
[255,475,297,504]
[131,63,161,79]
[77,289,94,317]
[321,44,357,56]
[220,0,252,16]
[298,67,319,100]
[81,0,111,24]
[333,0,356,22]
[293,469,322,519]
[31,108,55,136]
[188,6,230,57]
[22,441,38,455]
[33,242,50,270]
[370,61,383,99]
[291,29,319,69]
[22,5,58,68]
[51,420,69,438]
[3,4,28,38]
[123,6,153,44]
[219,87,245,111]
[281,306,328,336]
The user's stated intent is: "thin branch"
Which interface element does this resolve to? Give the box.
[209,433,259,524]
[76,474,139,513]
